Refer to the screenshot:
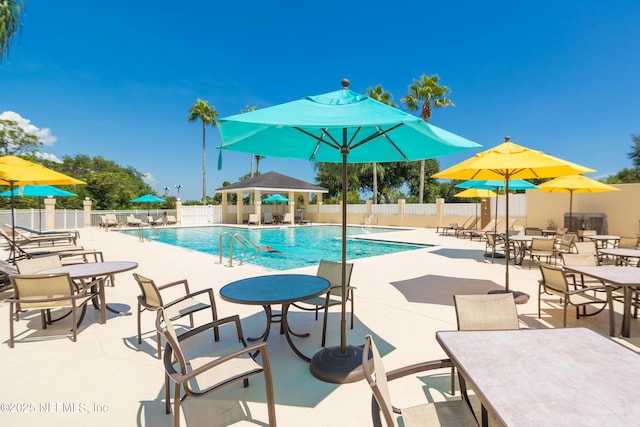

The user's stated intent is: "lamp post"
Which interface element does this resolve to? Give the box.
[175,184,182,199]
[163,187,169,197]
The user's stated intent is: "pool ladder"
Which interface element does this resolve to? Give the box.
[219,232,259,267]
[138,224,162,242]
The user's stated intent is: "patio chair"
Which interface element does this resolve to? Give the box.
[537,263,612,329]
[165,215,178,225]
[467,219,502,241]
[451,293,520,396]
[103,213,120,228]
[281,212,292,224]
[6,273,93,348]
[292,259,354,347]
[617,236,639,249]
[126,215,142,226]
[437,217,469,235]
[156,305,276,427]
[560,253,604,290]
[15,225,80,241]
[16,254,62,274]
[525,237,556,269]
[574,240,597,256]
[263,212,273,224]
[247,213,260,225]
[0,229,85,262]
[452,217,479,238]
[3,224,77,246]
[362,334,476,427]
[133,273,219,359]
[524,227,543,236]
[484,233,511,264]
[553,233,577,260]
[0,259,18,290]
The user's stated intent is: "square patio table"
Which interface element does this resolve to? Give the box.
[437,328,640,426]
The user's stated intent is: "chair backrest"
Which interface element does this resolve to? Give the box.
[465,217,479,230]
[156,306,189,374]
[362,334,396,427]
[11,273,75,309]
[282,213,291,223]
[317,260,353,297]
[248,213,259,223]
[133,273,164,308]
[618,236,639,249]
[580,230,597,237]
[525,227,543,236]
[481,219,501,232]
[16,255,62,274]
[574,241,597,256]
[538,263,569,295]
[454,294,520,330]
[486,233,497,247]
[561,253,598,266]
[531,237,555,251]
[264,212,273,222]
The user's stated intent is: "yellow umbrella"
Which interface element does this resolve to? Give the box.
[433,137,595,290]
[537,175,620,232]
[455,188,498,232]
[0,156,85,260]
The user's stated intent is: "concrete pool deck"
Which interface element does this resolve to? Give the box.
[1,225,638,426]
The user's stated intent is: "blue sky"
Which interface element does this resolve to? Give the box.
[1,1,639,201]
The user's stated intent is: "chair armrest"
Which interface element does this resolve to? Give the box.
[385,358,453,382]
[158,279,190,294]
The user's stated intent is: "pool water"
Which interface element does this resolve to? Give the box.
[120,225,427,270]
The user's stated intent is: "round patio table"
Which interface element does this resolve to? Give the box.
[220,274,330,362]
[38,261,138,322]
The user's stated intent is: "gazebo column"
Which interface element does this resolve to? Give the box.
[221,193,228,223]
[288,191,295,223]
[317,193,323,223]
[236,191,243,224]
[255,190,262,224]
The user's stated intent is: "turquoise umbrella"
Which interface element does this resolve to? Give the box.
[263,194,289,203]
[130,194,165,216]
[0,185,78,231]
[217,80,480,383]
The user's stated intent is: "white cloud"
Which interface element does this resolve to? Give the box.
[0,111,58,146]
[142,172,157,184]
[35,152,62,163]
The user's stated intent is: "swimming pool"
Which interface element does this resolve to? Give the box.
[120,225,427,270]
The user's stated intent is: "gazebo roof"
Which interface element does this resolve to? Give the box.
[215,171,328,194]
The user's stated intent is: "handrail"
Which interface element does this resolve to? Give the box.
[138,224,162,242]
[219,232,259,266]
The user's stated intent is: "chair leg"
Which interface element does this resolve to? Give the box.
[164,373,171,414]
[137,302,142,344]
[173,381,182,427]
[9,302,14,348]
[156,331,162,359]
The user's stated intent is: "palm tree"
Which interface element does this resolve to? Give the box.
[401,74,454,203]
[0,0,23,61]
[188,99,218,205]
[366,85,397,204]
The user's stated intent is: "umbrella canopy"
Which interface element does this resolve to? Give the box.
[0,185,77,231]
[537,175,620,231]
[0,156,85,259]
[218,80,480,383]
[263,194,289,203]
[433,137,594,291]
[454,188,497,198]
[130,194,165,203]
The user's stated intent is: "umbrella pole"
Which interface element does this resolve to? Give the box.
[310,144,366,384]
[504,177,510,291]
[569,190,574,232]
[9,182,16,263]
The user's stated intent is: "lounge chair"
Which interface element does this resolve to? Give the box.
[165,215,177,225]
[15,225,80,241]
[452,217,479,237]
[247,213,260,225]
[103,213,120,228]
[156,304,276,427]
[133,273,218,359]
[465,218,502,241]
[3,225,77,246]
[292,260,355,347]
[126,215,142,226]
[437,217,470,235]
[263,212,273,224]
[281,212,292,224]
[362,334,476,427]
[149,216,165,226]
[7,273,94,348]
[0,229,85,262]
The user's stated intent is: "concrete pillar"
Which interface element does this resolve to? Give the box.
[221,193,228,223]
[236,191,243,224]
[44,197,56,231]
[254,190,262,224]
[83,197,92,227]
[288,191,295,223]
[436,198,444,227]
[175,198,182,224]
[317,193,323,223]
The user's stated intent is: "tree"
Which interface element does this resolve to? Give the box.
[366,85,397,204]
[0,118,41,155]
[0,0,23,61]
[627,134,640,169]
[188,99,218,205]
[401,74,454,203]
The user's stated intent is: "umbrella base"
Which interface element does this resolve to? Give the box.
[309,344,369,384]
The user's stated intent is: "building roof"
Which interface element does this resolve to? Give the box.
[215,171,328,194]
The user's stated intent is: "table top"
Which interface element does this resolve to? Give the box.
[583,234,620,240]
[38,261,138,279]
[437,328,640,426]
[220,274,330,305]
[509,235,553,241]
[563,265,640,286]
[599,248,640,258]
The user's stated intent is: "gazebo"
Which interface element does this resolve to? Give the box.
[214,171,328,224]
